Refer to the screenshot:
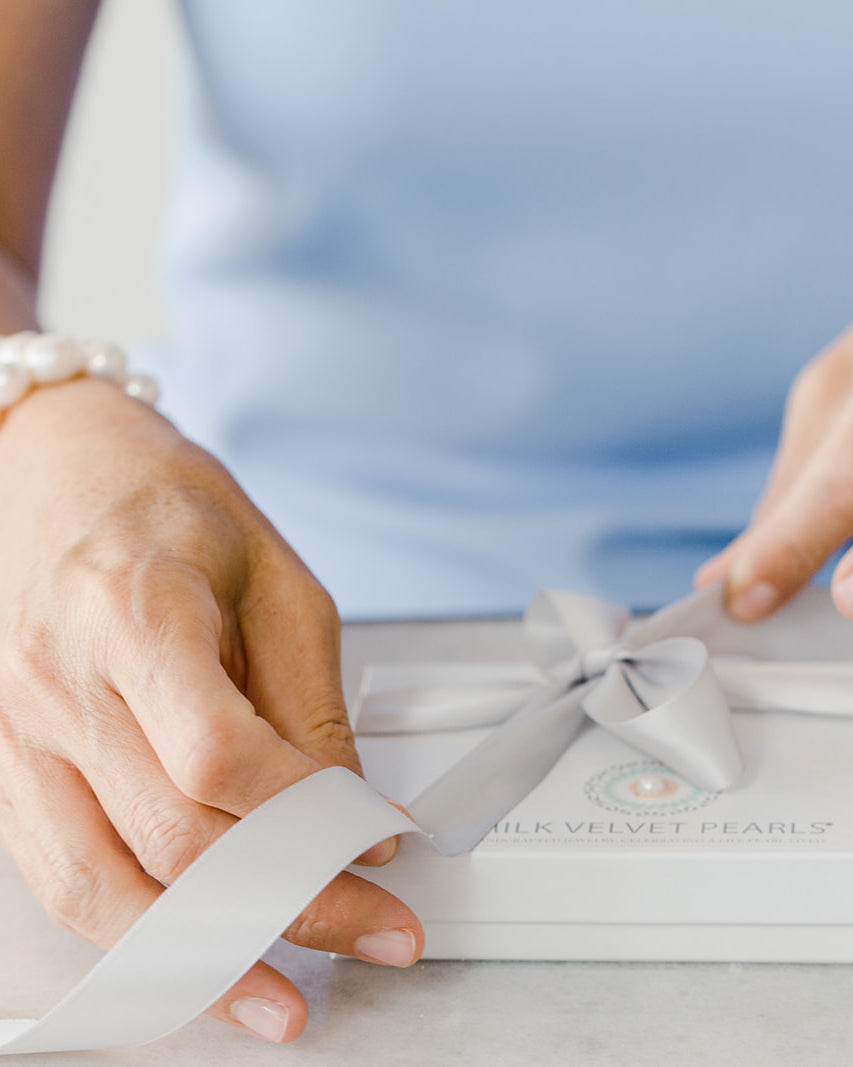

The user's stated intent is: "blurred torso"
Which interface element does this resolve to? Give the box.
[162,1,853,615]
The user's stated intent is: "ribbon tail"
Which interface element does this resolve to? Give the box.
[408,678,592,856]
[711,657,853,716]
[0,769,413,1055]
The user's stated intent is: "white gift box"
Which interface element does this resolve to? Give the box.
[346,600,853,963]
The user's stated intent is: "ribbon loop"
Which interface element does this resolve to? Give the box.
[582,637,743,791]
[361,584,853,854]
[525,589,629,664]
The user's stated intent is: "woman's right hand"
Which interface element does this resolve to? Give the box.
[0,375,423,1044]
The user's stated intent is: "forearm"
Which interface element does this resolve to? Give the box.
[0,0,100,282]
[0,244,39,333]
[0,0,100,336]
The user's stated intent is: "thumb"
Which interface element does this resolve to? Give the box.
[693,541,738,590]
[240,570,399,867]
[240,578,361,774]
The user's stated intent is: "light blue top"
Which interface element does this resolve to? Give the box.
[156,1,853,617]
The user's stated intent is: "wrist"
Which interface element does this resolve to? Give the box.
[0,374,182,464]
[0,373,194,555]
[0,332,159,421]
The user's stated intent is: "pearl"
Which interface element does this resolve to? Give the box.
[24,334,83,383]
[0,363,32,409]
[0,331,159,414]
[628,773,678,800]
[0,331,37,364]
[123,373,160,406]
[81,341,126,381]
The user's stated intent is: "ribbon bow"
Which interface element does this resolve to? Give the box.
[356,583,853,854]
[4,583,853,1055]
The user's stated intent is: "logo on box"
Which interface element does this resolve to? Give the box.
[584,759,720,816]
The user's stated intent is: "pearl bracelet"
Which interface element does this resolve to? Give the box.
[0,331,159,412]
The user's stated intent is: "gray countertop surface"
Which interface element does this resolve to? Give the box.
[0,617,850,1066]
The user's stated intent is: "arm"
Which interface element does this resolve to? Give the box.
[0,0,98,328]
[0,1,421,1044]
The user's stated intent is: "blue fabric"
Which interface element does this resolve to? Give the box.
[156,1,853,617]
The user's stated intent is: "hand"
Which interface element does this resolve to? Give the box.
[0,377,422,1044]
[695,324,853,622]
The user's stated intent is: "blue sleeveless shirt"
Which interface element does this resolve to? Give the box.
[157,1,853,617]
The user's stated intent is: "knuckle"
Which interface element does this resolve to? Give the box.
[301,700,360,771]
[784,358,830,421]
[787,346,853,415]
[311,584,341,630]
[172,724,245,805]
[134,806,207,885]
[287,582,341,655]
[0,611,74,718]
[3,616,52,688]
[767,534,824,585]
[789,353,823,394]
[306,710,356,753]
[41,853,103,935]
[106,565,215,651]
[43,530,223,675]
[284,907,333,949]
[294,579,341,640]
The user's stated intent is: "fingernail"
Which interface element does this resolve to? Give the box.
[834,576,853,617]
[728,581,780,622]
[694,557,723,589]
[356,836,398,866]
[229,998,290,1043]
[354,928,417,967]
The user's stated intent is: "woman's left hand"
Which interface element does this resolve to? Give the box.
[695,323,853,621]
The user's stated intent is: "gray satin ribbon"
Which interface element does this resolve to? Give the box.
[356,584,853,854]
[4,583,853,1054]
[0,769,417,1055]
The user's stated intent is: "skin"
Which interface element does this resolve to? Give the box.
[0,0,422,1046]
[694,325,853,620]
[1,0,852,1046]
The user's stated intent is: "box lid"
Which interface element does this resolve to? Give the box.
[357,707,853,925]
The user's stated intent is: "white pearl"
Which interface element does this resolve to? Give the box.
[635,775,665,796]
[627,773,680,800]
[123,372,160,405]
[0,363,32,409]
[81,341,126,381]
[0,331,38,365]
[24,335,83,383]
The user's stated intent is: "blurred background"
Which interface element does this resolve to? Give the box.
[40,0,181,348]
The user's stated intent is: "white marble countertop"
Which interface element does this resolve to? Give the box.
[1,617,852,1066]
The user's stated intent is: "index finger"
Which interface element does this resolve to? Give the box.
[110,602,319,818]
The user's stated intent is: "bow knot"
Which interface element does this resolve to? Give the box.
[356,584,853,854]
[574,643,623,684]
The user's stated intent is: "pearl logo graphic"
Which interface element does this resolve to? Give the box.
[584,759,720,816]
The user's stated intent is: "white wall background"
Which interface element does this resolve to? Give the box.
[40,0,184,348]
